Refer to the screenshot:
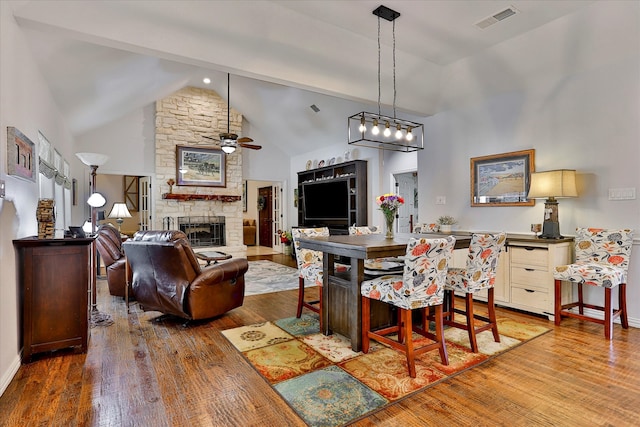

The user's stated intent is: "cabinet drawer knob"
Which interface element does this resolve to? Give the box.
[525,268,535,272]
[525,289,535,293]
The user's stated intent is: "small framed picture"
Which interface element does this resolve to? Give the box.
[7,127,36,182]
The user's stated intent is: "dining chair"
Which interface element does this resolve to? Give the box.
[291,228,349,326]
[348,225,380,235]
[361,236,456,378]
[553,228,633,339]
[414,223,440,233]
[443,232,507,353]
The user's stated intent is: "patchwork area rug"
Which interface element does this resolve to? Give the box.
[222,315,550,426]
[244,260,300,296]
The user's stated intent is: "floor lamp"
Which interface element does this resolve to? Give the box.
[76,152,113,327]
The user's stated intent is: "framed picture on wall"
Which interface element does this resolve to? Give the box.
[470,149,535,207]
[176,145,226,187]
[243,180,247,212]
[7,127,36,182]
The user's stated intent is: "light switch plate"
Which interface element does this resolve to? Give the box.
[0,179,5,198]
[608,187,636,200]
[436,196,446,205]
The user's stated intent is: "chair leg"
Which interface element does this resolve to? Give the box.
[604,287,613,340]
[554,279,563,326]
[465,294,479,353]
[433,305,448,366]
[446,289,455,321]
[578,283,584,314]
[361,296,371,353]
[397,307,405,343]
[402,308,416,378]
[317,285,323,331]
[487,287,500,343]
[619,283,629,329]
[296,277,305,318]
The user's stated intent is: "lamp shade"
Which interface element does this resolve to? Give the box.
[87,192,107,208]
[76,152,109,167]
[108,202,132,219]
[528,170,577,199]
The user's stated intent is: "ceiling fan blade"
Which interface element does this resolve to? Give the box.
[239,142,262,150]
[203,135,217,141]
[237,137,253,143]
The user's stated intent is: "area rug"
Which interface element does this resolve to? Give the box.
[222,315,550,426]
[244,260,300,296]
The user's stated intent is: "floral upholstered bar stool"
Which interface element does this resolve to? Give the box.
[361,236,456,378]
[553,228,634,340]
[292,227,328,323]
[443,232,507,353]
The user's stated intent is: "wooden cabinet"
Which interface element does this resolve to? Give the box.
[507,240,572,318]
[13,237,93,362]
[297,160,367,234]
[452,236,572,320]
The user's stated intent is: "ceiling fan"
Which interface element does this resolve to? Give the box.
[204,73,262,153]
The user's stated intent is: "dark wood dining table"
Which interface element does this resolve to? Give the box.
[297,232,472,351]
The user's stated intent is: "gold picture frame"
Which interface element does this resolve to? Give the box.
[176,145,226,187]
[470,149,535,207]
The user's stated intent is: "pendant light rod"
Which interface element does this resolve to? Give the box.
[227,73,230,134]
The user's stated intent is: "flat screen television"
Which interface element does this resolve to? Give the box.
[302,180,349,224]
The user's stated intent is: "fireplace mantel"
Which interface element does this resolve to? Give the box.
[162,193,241,202]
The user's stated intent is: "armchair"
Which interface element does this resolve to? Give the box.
[95,223,128,297]
[123,230,248,320]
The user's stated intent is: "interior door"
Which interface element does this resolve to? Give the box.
[258,186,273,247]
[395,172,418,233]
[139,176,150,231]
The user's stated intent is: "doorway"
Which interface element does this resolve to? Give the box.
[258,186,273,247]
[394,171,418,233]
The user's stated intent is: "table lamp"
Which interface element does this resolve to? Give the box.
[108,202,132,232]
[527,169,577,239]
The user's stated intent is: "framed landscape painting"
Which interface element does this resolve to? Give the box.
[470,149,535,207]
[7,127,36,182]
[176,145,226,187]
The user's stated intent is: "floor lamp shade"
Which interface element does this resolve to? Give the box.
[528,170,577,239]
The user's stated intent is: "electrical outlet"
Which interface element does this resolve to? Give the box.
[436,196,446,205]
[0,179,5,198]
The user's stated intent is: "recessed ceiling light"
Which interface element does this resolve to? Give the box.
[203,77,211,84]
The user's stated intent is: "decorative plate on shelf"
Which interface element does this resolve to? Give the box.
[318,159,325,168]
[328,157,336,166]
[306,160,312,170]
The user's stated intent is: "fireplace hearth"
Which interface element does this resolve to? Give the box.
[176,216,226,247]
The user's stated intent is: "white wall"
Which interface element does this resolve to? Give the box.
[0,2,79,395]
[415,1,640,321]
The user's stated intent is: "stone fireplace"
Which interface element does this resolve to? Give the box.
[154,86,244,252]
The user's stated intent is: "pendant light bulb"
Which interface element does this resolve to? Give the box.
[383,122,391,137]
[358,117,366,133]
[395,124,403,139]
[371,119,380,135]
[406,127,414,141]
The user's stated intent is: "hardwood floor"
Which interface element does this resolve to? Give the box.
[1,254,638,426]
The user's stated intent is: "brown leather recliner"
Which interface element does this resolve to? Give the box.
[95,223,128,297]
[122,230,248,320]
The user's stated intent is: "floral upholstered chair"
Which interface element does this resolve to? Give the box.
[361,236,456,378]
[443,232,506,353]
[291,228,349,324]
[414,223,440,233]
[553,228,634,339]
[348,225,380,235]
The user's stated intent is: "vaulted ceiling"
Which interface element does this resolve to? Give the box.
[11,1,594,156]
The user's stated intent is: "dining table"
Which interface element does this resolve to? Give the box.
[297,232,472,351]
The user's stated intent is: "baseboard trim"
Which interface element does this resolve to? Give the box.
[0,354,21,397]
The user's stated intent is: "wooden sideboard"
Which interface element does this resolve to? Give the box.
[452,234,573,320]
[13,237,93,362]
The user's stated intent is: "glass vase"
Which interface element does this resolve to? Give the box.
[384,211,395,239]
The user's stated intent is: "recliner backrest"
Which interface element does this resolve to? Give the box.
[96,224,124,266]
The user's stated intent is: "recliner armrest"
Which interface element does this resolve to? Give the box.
[191,258,249,287]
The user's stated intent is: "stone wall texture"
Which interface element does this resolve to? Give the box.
[155,86,244,251]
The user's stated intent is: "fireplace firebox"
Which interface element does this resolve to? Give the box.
[176,216,225,247]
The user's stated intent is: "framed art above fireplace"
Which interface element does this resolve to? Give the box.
[176,145,226,187]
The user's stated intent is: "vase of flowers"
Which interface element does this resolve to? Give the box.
[279,230,293,255]
[376,193,404,239]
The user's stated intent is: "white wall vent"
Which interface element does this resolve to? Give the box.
[475,6,519,29]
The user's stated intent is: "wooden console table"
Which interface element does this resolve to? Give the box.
[13,236,93,362]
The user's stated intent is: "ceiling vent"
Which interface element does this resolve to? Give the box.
[475,6,518,30]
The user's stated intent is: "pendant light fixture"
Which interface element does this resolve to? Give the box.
[348,5,424,152]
